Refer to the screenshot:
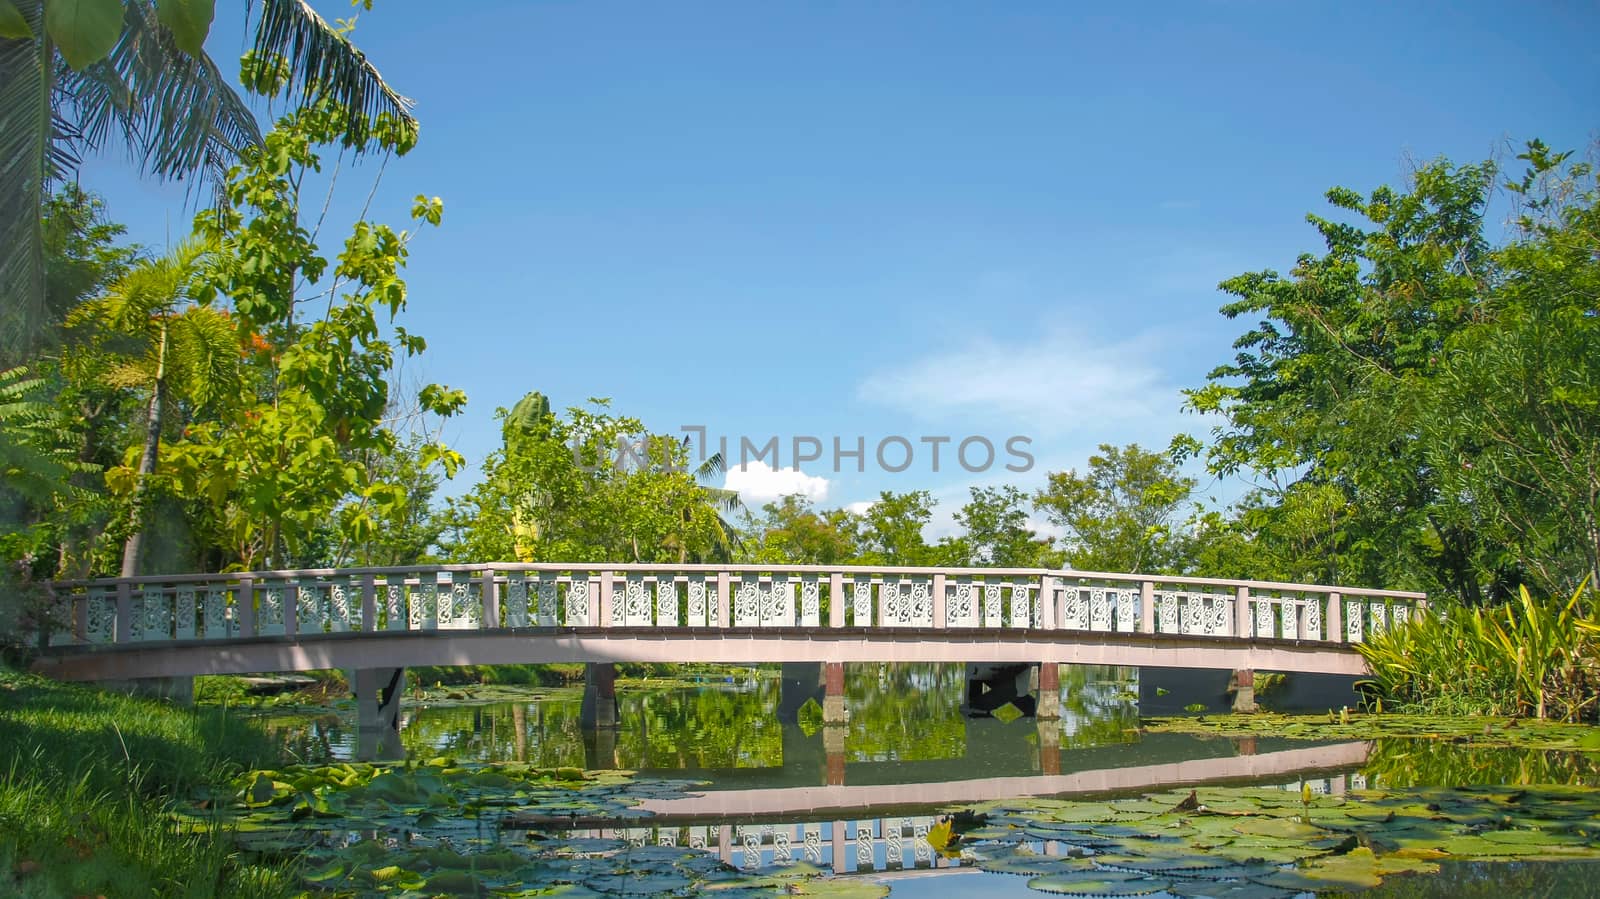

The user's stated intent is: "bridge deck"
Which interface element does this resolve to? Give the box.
[34,626,1372,680]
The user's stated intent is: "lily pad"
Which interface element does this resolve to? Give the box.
[1027,870,1171,895]
[1253,847,1383,892]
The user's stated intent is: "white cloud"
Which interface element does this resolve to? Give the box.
[723,461,831,506]
[856,327,1177,435]
[844,500,875,515]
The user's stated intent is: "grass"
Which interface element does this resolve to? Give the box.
[0,667,293,897]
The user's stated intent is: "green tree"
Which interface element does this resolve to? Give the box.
[0,365,89,641]
[1417,144,1600,595]
[850,490,939,566]
[443,394,733,564]
[68,239,240,576]
[1184,141,1598,600]
[744,495,856,565]
[1033,443,1195,574]
[1,0,416,363]
[952,485,1058,568]
[1188,482,1355,584]
[148,104,462,570]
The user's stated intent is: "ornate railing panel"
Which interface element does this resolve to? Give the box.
[38,564,1427,650]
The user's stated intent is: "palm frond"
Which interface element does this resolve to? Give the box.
[61,1,262,186]
[0,364,85,503]
[0,0,49,366]
[167,303,240,409]
[247,0,417,152]
[700,485,742,514]
[694,447,729,482]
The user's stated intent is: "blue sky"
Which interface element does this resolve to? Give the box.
[82,1,1598,533]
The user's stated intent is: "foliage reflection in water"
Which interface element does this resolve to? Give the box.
[242,664,1600,896]
[262,664,1142,775]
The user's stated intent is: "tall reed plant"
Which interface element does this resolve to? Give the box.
[1357,579,1598,721]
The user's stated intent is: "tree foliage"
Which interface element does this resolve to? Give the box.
[1184,140,1600,600]
[441,394,734,565]
[1,0,416,366]
[1034,444,1195,574]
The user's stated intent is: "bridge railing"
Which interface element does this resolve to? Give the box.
[39,564,1426,648]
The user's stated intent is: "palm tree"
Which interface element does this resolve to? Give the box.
[1,0,416,364]
[688,448,745,562]
[68,239,240,576]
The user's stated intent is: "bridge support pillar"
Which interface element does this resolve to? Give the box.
[822,662,846,725]
[1036,662,1061,719]
[823,725,847,786]
[353,667,405,761]
[1230,669,1258,713]
[1037,718,1061,775]
[581,662,619,729]
[584,723,618,770]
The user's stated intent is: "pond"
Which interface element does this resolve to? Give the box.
[234,664,1600,897]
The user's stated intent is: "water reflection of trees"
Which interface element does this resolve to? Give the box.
[256,665,1149,770]
[1058,665,1141,749]
[397,700,587,766]
[386,685,789,769]
[846,664,967,762]
[616,683,784,769]
[1364,739,1600,788]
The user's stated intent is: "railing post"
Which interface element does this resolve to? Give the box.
[360,574,376,632]
[597,571,613,627]
[715,571,730,628]
[1326,591,1342,643]
[283,581,298,637]
[481,567,500,629]
[828,572,844,628]
[237,576,255,638]
[931,573,946,629]
[1139,581,1155,634]
[69,585,85,643]
[1037,574,1057,630]
[1234,585,1251,638]
[115,580,132,643]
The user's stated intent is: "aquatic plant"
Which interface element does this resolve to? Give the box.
[1357,580,1598,721]
[949,782,1600,897]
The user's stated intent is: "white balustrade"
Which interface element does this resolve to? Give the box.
[40,564,1427,649]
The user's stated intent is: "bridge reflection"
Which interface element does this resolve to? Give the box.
[508,741,1374,875]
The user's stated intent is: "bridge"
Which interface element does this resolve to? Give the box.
[29,563,1425,754]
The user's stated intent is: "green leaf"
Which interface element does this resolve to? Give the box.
[0,0,33,38]
[1026,870,1171,896]
[155,0,213,56]
[44,0,124,70]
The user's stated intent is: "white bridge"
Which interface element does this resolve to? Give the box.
[31,563,1425,682]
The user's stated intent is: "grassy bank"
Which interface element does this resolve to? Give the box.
[0,667,291,897]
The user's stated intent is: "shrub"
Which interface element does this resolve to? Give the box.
[1358,580,1598,721]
